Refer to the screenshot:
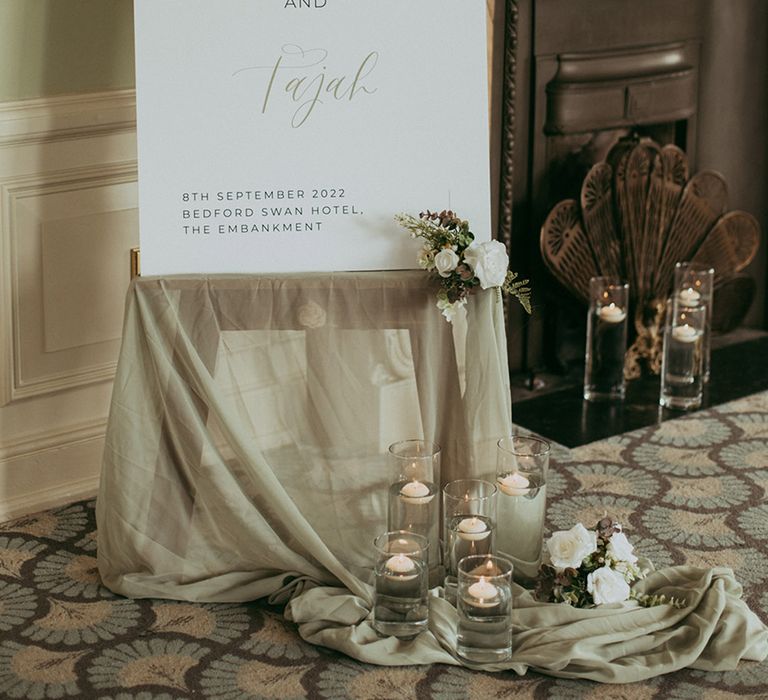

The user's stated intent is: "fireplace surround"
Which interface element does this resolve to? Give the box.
[497,0,768,383]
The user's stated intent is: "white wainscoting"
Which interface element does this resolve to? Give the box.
[0,90,138,522]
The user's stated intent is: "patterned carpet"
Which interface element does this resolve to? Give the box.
[1,392,768,698]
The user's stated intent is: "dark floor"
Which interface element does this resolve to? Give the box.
[511,332,768,447]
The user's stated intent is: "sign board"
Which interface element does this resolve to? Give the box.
[134,0,491,275]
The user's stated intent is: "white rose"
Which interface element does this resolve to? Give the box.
[587,565,631,605]
[606,532,638,564]
[434,248,460,278]
[463,240,509,289]
[545,523,597,570]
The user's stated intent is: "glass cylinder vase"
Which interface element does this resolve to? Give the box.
[372,531,429,640]
[584,277,629,402]
[674,262,714,383]
[442,479,497,600]
[386,439,440,585]
[660,301,706,411]
[456,555,513,663]
[495,436,549,585]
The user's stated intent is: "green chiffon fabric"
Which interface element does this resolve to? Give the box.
[98,273,509,602]
[97,273,767,682]
[286,567,767,681]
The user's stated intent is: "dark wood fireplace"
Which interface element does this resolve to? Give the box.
[498,0,768,386]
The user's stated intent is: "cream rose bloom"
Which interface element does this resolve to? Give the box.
[587,565,631,605]
[606,532,638,564]
[417,245,435,270]
[434,248,460,277]
[463,240,509,289]
[546,523,597,570]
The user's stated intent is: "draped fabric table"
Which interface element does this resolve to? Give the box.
[97,272,511,601]
[96,273,767,684]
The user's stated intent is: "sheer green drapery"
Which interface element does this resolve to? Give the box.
[98,273,510,602]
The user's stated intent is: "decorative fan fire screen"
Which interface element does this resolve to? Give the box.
[540,136,761,378]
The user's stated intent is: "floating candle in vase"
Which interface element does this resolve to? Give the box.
[598,302,626,324]
[585,279,629,402]
[384,553,418,581]
[497,472,530,496]
[373,531,429,639]
[466,576,500,608]
[672,324,698,343]
[399,479,434,504]
[457,516,490,541]
[456,555,513,663]
[678,287,701,307]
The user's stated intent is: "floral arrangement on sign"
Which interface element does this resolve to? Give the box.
[536,518,685,608]
[395,210,531,322]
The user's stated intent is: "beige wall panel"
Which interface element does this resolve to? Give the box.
[0,436,105,522]
[8,171,138,401]
[42,208,137,353]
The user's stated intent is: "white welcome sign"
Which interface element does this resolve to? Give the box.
[134,0,491,275]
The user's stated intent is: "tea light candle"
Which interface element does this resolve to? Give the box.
[385,553,417,581]
[399,480,434,504]
[498,472,530,496]
[466,577,499,607]
[678,287,701,307]
[598,303,626,324]
[672,324,698,343]
[457,517,489,541]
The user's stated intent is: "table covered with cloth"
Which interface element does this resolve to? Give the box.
[96,273,767,689]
